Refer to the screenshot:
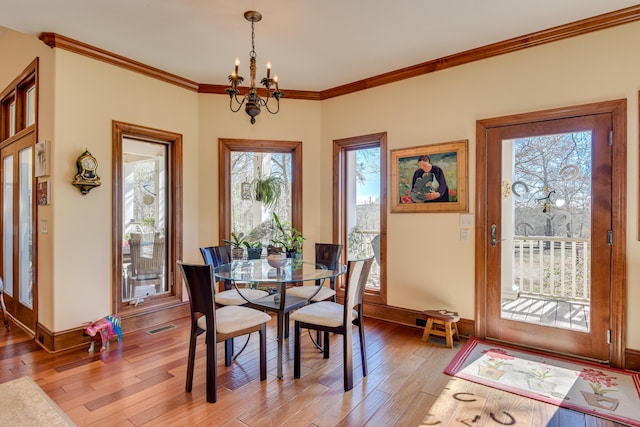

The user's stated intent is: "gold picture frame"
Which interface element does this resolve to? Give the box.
[390,140,468,213]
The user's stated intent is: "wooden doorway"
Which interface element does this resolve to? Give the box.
[475,100,626,367]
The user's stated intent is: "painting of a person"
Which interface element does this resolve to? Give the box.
[411,154,449,202]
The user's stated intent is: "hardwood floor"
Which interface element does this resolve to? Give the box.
[0,316,626,426]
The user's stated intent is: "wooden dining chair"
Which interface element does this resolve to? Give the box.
[291,257,374,391]
[200,245,269,365]
[178,262,270,403]
[287,243,343,302]
[287,243,343,343]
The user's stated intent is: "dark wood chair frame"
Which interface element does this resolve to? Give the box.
[178,261,267,403]
[293,257,374,391]
[199,245,241,366]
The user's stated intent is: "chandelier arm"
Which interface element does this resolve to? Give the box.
[262,98,281,115]
[229,93,246,113]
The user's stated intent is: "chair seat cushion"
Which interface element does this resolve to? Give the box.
[286,286,336,302]
[290,301,357,328]
[215,288,269,306]
[197,305,271,335]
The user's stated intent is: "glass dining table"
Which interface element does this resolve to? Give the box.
[212,258,347,379]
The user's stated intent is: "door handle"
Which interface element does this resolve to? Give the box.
[491,224,497,247]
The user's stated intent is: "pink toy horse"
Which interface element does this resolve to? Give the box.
[84,314,122,352]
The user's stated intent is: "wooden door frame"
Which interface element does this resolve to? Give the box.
[475,99,627,368]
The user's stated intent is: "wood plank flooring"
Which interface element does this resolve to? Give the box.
[0,316,626,426]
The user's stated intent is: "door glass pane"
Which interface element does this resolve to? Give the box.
[9,102,15,137]
[122,138,168,302]
[19,146,32,307]
[346,147,380,290]
[26,86,35,127]
[3,155,13,298]
[501,132,591,331]
[229,152,292,255]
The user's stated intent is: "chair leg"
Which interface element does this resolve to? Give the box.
[357,320,368,377]
[284,312,290,339]
[323,330,330,359]
[294,321,301,378]
[185,328,197,392]
[421,318,434,343]
[259,325,267,381]
[343,326,353,392]
[206,330,217,403]
[224,338,233,366]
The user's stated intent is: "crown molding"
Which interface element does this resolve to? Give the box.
[39,32,199,92]
[39,5,640,100]
[320,4,640,100]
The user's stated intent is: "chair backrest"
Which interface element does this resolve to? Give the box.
[343,257,374,315]
[129,232,165,277]
[200,245,233,291]
[177,262,216,332]
[315,243,343,288]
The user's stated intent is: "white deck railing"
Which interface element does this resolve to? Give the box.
[513,236,590,302]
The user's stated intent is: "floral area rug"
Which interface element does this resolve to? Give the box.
[445,337,640,426]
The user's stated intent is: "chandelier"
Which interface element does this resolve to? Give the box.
[226,11,284,125]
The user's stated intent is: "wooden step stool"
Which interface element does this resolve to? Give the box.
[421,310,460,348]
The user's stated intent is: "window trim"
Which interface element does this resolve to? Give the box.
[0,59,37,144]
[333,132,387,305]
[112,121,183,315]
[218,139,303,243]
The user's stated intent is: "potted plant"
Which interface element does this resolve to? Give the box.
[271,212,305,258]
[222,232,247,259]
[245,241,263,260]
[251,171,284,210]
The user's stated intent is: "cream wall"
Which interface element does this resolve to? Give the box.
[47,50,200,331]
[321,21,640,348]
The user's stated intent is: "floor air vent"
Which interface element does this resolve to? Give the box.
[146,324,177,335]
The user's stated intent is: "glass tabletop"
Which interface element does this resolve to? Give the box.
[212,258,346,284]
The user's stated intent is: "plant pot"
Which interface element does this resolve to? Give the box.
[477,365,505,381]
[580,391,620,411]
[247,247,263,260]
[286,249,302,259]
[231,247,244,260]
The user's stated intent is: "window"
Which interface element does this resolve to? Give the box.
[0,60,37,142]
[219,139,302,252]
[112,121,182,313]
[334,133,387,303]
[229,152,293,247]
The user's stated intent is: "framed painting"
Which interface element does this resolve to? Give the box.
[390,139,468,213]
[35,140,50,177]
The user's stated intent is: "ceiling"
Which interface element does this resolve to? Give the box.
[2,1,639,92]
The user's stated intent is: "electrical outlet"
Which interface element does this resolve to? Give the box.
[416,318,427,327]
